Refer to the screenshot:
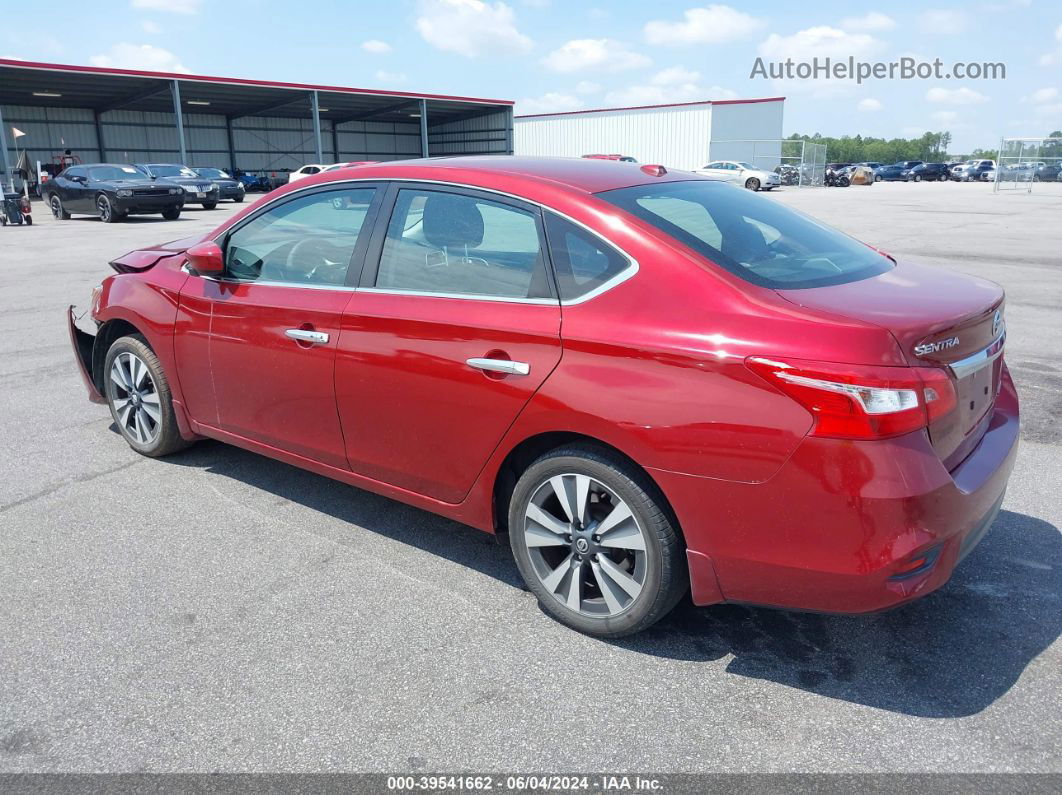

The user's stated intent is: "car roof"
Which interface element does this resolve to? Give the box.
[292,155,699,195]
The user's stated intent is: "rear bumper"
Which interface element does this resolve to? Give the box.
[67,306,105,404]
[654,364,1020,613]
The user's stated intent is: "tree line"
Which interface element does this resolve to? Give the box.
[786,130,1062,164]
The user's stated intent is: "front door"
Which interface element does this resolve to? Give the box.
[176,184,382,468]
[335,185,563,503]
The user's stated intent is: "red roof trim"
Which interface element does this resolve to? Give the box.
[0,58,514,106]
[515,96,785,119]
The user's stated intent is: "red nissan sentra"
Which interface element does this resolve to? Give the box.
[68,157,1019,637]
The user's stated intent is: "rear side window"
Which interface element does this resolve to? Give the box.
[543,214,631,301]
[375,188,550,299]
[597,180,892,289]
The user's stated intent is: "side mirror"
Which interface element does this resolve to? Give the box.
[185,241,225,277]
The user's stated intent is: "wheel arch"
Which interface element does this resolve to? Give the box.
[91,318,148,394]
[491,430,681,541]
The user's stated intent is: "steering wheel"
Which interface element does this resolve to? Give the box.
[283,237,346,282]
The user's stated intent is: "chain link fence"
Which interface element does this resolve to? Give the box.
[993,137,1062,193]
[708,139,827,187]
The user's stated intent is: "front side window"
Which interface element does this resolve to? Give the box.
[223,187,376,285]
[597,180,893,289]
[375,189,549,299]
[543,214,631,301]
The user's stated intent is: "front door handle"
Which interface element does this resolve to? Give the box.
[466,357,530,376]
[285,328,329,345]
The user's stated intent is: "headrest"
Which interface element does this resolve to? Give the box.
[422,193,484,249]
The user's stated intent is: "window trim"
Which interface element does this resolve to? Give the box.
[210,181,386,289]
[206,176,639,303]
[358,181,558,304]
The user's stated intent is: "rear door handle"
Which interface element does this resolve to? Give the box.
[285,328,329,345]
[466,357,530,376]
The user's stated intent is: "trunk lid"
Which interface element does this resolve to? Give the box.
[778,260,1006,468]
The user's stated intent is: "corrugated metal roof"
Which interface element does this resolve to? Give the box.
[515,96,784,120]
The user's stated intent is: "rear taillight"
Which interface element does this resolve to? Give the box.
[746,356,957,440]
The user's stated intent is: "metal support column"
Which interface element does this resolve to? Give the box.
[0,102,13,192]
[225,116,237,171]
[419,98,429,158]
[505,106,514,155]
[171,80,187,163]
[332,123,340,163]
[94,110,107,161]
[311,90,323,164]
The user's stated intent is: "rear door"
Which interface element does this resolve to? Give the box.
[335,184,562,503]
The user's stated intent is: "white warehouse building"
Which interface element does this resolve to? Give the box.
[514,97,785,172]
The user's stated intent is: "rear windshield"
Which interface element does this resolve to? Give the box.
[596,180,893,289]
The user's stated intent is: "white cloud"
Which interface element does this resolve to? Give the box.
[516,92,582,114]
[362,39,392,54]
[542,39,650,73]
[416,0,532,57]
[857,98,883,112]
[919,9,968,32]
[604,67,736,106]
[375,70,408,84]
[1023,87,1059,104]
[931,110,959,124]
[1058,23,1062,41]
[1034,102,1062,118]
[89,43,190,73]
[131,0,200,13]
[141,20,161,34]
[840,12,896,32]
[1039,25,1062,65]
[574,80,601,95]
[644,5,764,45]
[926,86,988,105]
[756,26,884,96]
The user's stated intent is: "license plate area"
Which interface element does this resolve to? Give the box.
[955,357,1002,435]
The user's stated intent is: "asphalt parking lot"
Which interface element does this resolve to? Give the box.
[1,181,1060,773]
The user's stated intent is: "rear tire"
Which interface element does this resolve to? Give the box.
[103,335,191,458]
[25,215,32,225]
[202,201,218,210]
[508,444,687,638]
[50,195,70,220]
[874,174,882,182]
[234,195,244,203]
[913,174,921,182]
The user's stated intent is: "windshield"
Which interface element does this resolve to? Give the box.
[596,180,893,290]
[195,167,229,179]
[88,165,143,181]
[145,164,197,178]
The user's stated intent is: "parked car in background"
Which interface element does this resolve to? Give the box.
[321,161,379,173]
[288,164,329,183]
[1034,164,1061,181]
[67,156,1018,637]
[873,164,909,182]
[193,167,246,203]
[952,160,995,182]
[694,160,781,190]
[582,154,638,162]
[42,163,184,222]
[908,163,952,182]
[856,161,884,171]
[135,164,220,209]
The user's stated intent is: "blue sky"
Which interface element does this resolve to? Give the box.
[3,0,1060,153]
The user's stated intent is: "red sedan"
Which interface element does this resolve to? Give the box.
[68,157,1018,637]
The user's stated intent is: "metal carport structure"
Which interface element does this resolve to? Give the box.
[0,59,514,190]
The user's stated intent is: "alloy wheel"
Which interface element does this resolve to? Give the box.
[97,196,111,222]
[51,196,63,219]
[109,352,161,444]
[521,473,648,617]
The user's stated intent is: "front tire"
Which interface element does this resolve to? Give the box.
[97,194,119,223]
[508,445,687,637]
[233,195,244,203]
[162,208,181,220]
[744,177,760,191]
[913,174,921,182]
[103,335,190,457]
[874,174,882,182]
